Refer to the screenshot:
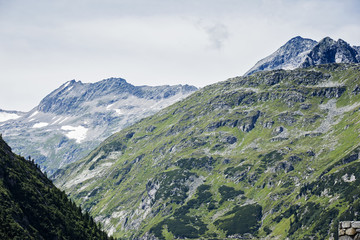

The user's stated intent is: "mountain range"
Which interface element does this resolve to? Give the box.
[1,36,360,239]
[54,62,360,239]
[245,36,360,75]
[0,79,197,174]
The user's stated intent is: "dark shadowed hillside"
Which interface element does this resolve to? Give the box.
[0,135,114,239]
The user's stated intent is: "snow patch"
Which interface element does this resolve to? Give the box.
[335,52,346,63]
[66,85,74,92]
[58,117,69,124]
[61,125,88,143]
[33,122,49,128]
[0,112,20,122]
[114,109,122,115]
[29,111,39,118]
[52,116,69,125]
[63,81,71,88]
[51,117,61,125]
[106,103,115,110]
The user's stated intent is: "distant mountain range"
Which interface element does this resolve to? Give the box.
[0,78,197,174]
[245,36,360,75]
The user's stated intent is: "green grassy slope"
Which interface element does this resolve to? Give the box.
[55,63,360,239]
[0,135,114,239]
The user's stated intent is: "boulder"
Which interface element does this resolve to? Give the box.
[342,221,351,228]
[346,228,357,236]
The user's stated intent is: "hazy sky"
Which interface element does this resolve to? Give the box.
[1,0,359,111]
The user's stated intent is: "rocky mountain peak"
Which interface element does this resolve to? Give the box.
[301,37,359,67]
[337,38,348,46]
[92,77,131,90]
[37,78,132,114]
[287,35,310,44]
[62,79,83,88]
[244,36,317,76]
[320,36,335,44]
[36,78,196,115]
[246,36,359,75]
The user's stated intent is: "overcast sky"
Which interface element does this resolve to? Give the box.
[0,0,359,111]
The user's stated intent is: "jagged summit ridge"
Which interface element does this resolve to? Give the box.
[37,78,137,114]
[38,77,196,115]
[301,37,360,67]
[245,36,360,75]
[245,36,317,75]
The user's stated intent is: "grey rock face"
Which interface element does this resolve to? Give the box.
[302,37,359,67]
[272,126,284,135]
[38,78,197,115]
[311,87,347,98]
[0,78,197,174]
[245,36,359,76]
[274,161,294,173]
[205,111,260,133]
[354,46,360,56]
[245,36,317,75]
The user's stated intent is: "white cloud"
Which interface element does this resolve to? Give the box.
[196,20,229,50]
